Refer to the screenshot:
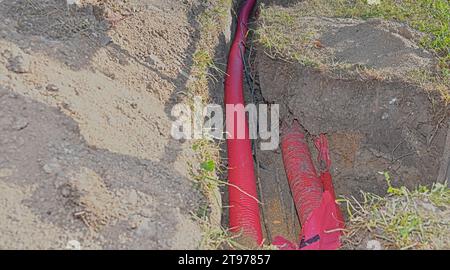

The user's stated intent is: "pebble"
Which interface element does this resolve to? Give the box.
[12,118,28,131]
[60,185,72,198]
[146,54,163,67]
[42,162,61,174]
[65,240,81,250]
[366,239,382,250]
[99,35,113,46]
[128,215,141,230]
[46,84,59,92]
[7,54,31,74]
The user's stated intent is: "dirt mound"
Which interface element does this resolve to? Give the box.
[0,86,202,249]
[0,0,209,249]
[257,17,449,197]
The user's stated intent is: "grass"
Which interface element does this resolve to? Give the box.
[256,0,450,103]
[190,139,223,205]
[406,68,450,105]
[330,0,450,103]
[256,5,324,67]
[193,214,252,250]
[340,173,450,250]
[186,0,237,249]
[330,0,449,74]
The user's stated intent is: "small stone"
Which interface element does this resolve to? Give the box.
[128,215,141,230]
[42,162,61,174]
[99,35,113,46]
[118,57,128,66]
[381,112,389,120]
[46,84,59,92]
[366,239,382,250]
[104,71,115,80]
[7,54,31,74]
[60,185,72,197]
[139,209,153,218]
[146,54,163,67]
[65,240,81,250]
[42,164,53,174]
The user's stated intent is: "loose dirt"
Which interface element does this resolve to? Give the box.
[0,0,211,249]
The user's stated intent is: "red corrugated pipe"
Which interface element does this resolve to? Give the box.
[280,120,324,226]
[274,120,344,250]
[224,0,263,245]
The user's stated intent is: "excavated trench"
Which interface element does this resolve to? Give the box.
[223,0,303,244]
[253,53,449,244]
[222,0,450,246]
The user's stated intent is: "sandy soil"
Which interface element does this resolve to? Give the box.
[0,0,209,249]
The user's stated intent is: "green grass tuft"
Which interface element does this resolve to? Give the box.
[341,173,450,249]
